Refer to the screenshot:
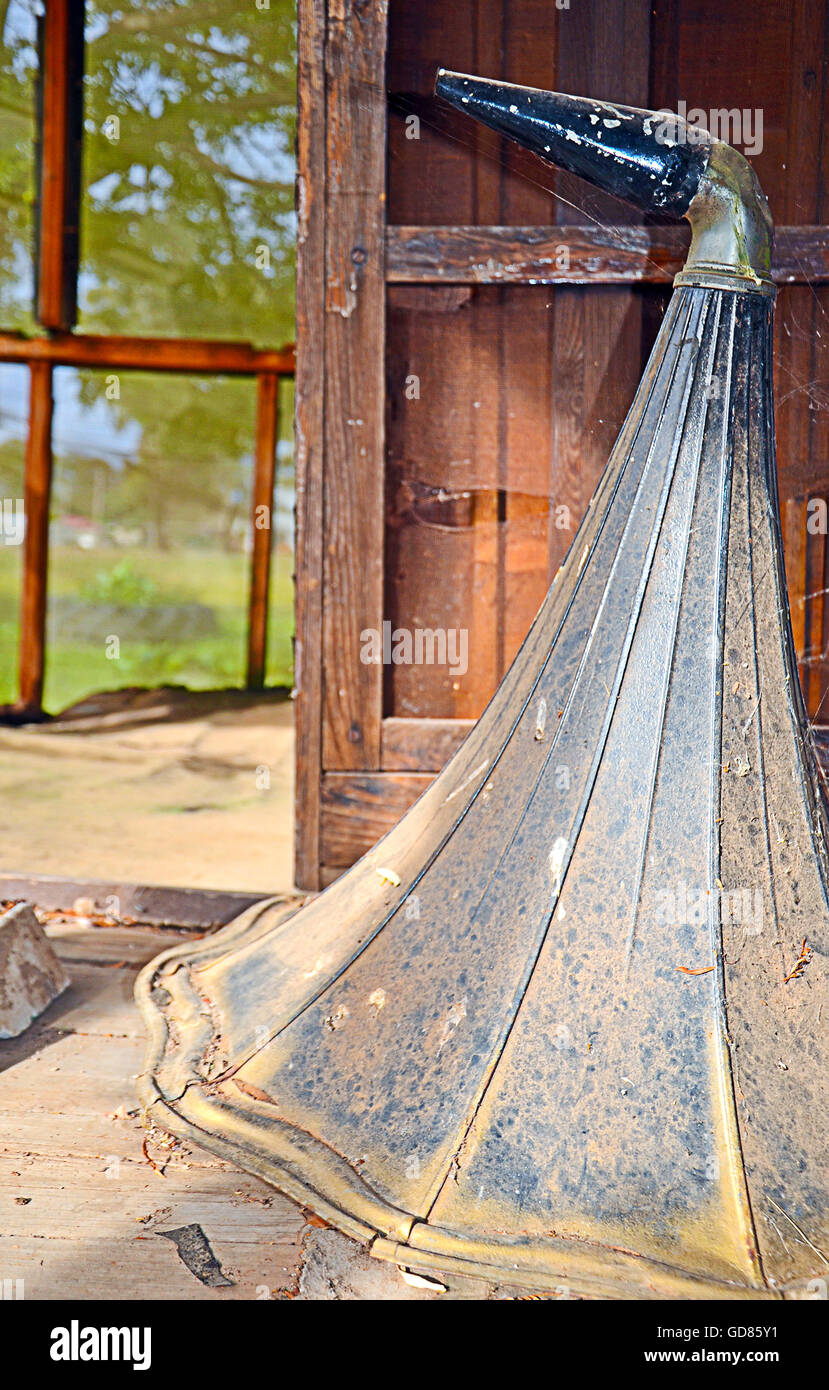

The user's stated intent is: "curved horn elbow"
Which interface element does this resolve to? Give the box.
[677,141,774,295]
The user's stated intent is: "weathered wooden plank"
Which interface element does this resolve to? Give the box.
[387,1,559,227]
[321,0,388,771]
[385,225,829,286]
[43,920,190,964]
[463,8,503,718]
[1,1157,305,1242]
[294,0,327,889]
[28,960,158,1038]
[482,4,557,660]
[308,728,829,867]
[315,711,829,872]
[320,771,433,866]
[390,3,560,718]
[384,287,503,720]
[385,3,561,723]
[548,0,651,590]
[802,2,829,714]
[385,7,485,726]
[381,716,474,771]
[771,0,829,713]
[0,926,183,1158]
[0,875,274,928]
[0,1155,305,1299]
[387,223,684,284]
[0,1234,299,1301]
[0,1029,154,1159]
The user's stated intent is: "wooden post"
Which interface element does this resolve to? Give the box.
[294,0,327,889]
[35,0,85,331]
[246,373,281,689]
[320,0,388,772]
[774,0,828,716]
[17,362,54,714]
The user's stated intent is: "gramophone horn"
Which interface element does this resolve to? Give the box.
[137,74,827,1299]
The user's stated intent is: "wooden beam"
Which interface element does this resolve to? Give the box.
[775,1,829,716]
[321,0,388,772]
[293,0,327,890]
[246,375,280,689]
[17,362,54,713]
[0,873,287,929]
[35,0,84,330]
[385,224,829,286]
[381,716,474,771]
[547,0,651,607]
[0,333,295,377]
[320,770,433,867]
[316,722,829,884]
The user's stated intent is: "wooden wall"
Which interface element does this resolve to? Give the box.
[295,0,829,887]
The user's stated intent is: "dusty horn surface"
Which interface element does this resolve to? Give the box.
[137,283,829,1299]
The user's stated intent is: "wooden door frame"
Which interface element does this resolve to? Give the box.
[295,0,390,888]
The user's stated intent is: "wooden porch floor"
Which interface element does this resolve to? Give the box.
[0,916,311,1299]
[0,912,500,1300]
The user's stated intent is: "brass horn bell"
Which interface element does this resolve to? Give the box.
[137,74,828,1299]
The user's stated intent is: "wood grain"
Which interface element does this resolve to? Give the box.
[294,0,328,888]
[320,770,433,865]
[381,716,474,770]
[385,224,829,286]
[549,0,651,589]
[321,0,388,771]
[769,0,828,712]
[0,922,307,1299]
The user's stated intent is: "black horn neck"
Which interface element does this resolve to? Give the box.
[434,69,710,216]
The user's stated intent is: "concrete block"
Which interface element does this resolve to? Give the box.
[0,903,70,1038]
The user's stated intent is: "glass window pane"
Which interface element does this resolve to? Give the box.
[46,366,264,712]
[79,0,296,343]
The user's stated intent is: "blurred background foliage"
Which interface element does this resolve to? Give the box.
[0,0,297,710]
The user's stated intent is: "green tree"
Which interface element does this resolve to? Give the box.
[0,0,37,330]
[0,1,297,703]
[74,0,297,548]
[80,0,296,344]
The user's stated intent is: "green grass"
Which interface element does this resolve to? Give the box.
[0,544,294,712]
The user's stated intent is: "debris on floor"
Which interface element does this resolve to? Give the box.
[156,1223,235,1288]
[0,902,70,1038]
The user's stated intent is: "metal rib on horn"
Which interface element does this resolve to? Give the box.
[136,77,828,1299]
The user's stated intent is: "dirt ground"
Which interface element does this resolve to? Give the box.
[0,687,296,895]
